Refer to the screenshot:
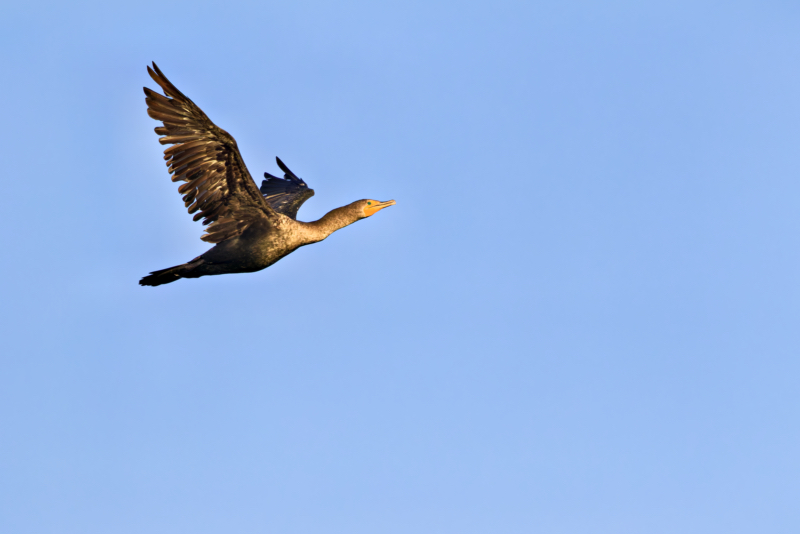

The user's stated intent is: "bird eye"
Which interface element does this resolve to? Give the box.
[368,202,372,205]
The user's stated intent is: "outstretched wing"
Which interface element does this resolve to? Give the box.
[260,157,315,220]
[144,62,276,244]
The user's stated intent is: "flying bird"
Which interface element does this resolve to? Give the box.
[139,63,395,286]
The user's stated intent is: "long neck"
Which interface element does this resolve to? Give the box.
[304,205,360,242]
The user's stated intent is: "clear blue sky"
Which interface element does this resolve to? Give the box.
[2,1,799,532]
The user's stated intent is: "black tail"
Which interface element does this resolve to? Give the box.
[139,260,202,287]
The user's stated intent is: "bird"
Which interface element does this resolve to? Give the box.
[139,63,395,287]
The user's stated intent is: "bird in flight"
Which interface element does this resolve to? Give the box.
[139,63,395,286]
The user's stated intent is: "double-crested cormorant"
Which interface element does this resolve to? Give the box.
[139,63,395,287]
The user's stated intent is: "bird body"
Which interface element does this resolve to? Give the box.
[139,63,395,286]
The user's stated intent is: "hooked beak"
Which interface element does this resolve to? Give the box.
[365,199,396,217]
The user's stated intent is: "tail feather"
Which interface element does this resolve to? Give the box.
[139,259,202,286]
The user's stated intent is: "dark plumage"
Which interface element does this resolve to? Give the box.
[260,157,315,220]
[139,63,395,287]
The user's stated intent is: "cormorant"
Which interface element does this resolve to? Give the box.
[139,63,395,287]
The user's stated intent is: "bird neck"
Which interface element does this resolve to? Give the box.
[306,205,361,241]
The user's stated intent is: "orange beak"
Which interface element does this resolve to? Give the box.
[364,199,396,217]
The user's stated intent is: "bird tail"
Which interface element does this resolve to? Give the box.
[139,259,202,287]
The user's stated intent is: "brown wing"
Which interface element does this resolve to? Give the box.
[144,62,276,244]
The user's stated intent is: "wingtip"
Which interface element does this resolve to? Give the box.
[146,64,159,84]
[275,157,298,181]
[145,62,187,100]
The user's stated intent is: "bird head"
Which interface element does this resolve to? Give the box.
[360,199,396,218]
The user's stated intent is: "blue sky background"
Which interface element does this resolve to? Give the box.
[2,1,800,532]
